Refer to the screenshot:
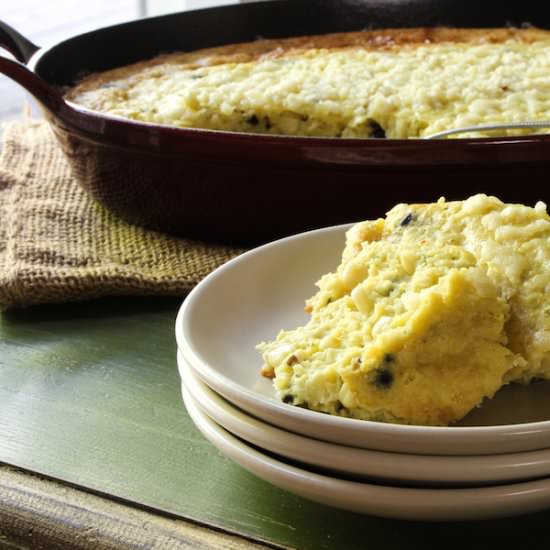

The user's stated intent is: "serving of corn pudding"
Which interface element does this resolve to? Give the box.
[66,27,550,138]
[257,195,550,426]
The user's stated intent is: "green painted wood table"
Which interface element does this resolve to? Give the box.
[0,295,549,549]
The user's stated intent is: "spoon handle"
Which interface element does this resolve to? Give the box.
[425,122,550,139]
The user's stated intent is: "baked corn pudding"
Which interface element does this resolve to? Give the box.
[65,27,550,138]
[257,195,550,426]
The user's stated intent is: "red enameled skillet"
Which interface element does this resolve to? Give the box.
[1,0,549,245]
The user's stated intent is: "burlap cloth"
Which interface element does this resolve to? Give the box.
[0,119,244,308]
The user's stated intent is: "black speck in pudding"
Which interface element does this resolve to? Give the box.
[369,354,396,389]
[400,213,414,226]
[371,368,394,390]
[282,394,294,404]
[246,114,259,125]
[367,119,386,139]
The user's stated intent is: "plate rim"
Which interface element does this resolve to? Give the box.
[177,350,550,486]
[181,380,550,522]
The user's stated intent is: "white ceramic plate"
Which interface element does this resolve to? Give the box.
[175,224,550,455]
[178,351,550,487]
[181,381,550,521]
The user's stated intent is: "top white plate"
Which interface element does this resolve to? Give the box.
[175,224,550,455]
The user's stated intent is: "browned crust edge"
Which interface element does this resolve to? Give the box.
[65,26,550,99]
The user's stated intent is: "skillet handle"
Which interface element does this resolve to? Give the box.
[0,21,63,112]
[0,56,63,114]
[0,20,64,115]
[0,20,39,63]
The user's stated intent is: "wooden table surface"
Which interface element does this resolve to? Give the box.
[0,465,268,550]
[1,296,548,550]
[2,5,550,550]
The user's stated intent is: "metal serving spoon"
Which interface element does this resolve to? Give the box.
[424,121,550,139]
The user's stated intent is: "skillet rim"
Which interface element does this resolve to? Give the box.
[17,0,550,149]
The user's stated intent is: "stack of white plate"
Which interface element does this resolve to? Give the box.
[175,224,550,522]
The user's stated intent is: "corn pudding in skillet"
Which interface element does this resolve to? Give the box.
[258,195,550,426]
[66,27,550,138]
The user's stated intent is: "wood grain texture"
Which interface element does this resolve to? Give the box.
[0,465,273,550]
[0,297,352,549]
[2,297,550,550]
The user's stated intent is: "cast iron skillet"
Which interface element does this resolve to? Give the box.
[0,0,549,244]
